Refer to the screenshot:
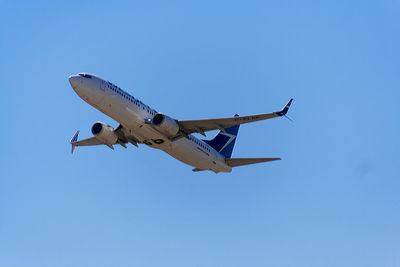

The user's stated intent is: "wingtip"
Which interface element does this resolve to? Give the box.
[276,98,293,116]
[70,130,80,144]
[71,144,76,154]
[70,130,80,154]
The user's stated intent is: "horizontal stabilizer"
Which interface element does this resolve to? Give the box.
[225,157,281,167]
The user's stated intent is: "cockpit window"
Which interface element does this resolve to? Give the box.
[78,73,92,79]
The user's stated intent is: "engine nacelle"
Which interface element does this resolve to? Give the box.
[152,113,180,137]
[91,122,118,145]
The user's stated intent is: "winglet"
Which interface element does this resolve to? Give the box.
[276,98,293,116]
[70,130,80,154]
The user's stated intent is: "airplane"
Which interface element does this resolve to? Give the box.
[69,73,293,173]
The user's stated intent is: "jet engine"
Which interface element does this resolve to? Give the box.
[152,113,180,136]
[91,122,118,145]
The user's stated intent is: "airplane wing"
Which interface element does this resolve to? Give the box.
[176,99,293,137]
[70,125,140,153]
[71,134,103,147]
[70,130,112,154]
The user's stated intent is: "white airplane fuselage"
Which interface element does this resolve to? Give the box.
[69,73,232,173]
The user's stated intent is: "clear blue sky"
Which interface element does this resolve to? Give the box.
[1,1,399,266]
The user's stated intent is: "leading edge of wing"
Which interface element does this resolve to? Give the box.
[178,98,293,135]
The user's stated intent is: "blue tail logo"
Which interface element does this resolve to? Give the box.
[203,115,240,158]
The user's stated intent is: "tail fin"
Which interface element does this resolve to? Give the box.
[203,115,240,158]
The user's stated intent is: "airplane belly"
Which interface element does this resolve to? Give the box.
[164,138,214,169]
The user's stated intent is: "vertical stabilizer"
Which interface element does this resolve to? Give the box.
[203,115,240,158]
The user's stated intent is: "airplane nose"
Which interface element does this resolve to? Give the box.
[69,75,80,88]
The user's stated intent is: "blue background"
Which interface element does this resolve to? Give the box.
[1,1,399,266]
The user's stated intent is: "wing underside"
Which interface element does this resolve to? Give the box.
[70,124,140,153]
[72,136,103,146]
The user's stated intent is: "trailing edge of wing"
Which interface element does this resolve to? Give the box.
[225,158,281,167]
[177,99,293,136]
